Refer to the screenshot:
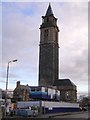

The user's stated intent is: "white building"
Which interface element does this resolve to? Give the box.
[30,86,60,101]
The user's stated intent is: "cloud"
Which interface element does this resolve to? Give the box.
[57,2,88,78]
[1,2,88,93]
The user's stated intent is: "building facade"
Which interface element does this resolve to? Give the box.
[53,79,77,102]
[13,81,60,102]
[13,81,30,102]
[39,4,59,87]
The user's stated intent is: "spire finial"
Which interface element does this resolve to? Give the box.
[45,3,53,16]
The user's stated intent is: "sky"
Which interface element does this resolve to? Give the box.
[0,1,88,96]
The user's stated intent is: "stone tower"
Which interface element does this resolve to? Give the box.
[39,4,59,87]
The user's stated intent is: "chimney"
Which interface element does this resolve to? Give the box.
[17,81,20,87]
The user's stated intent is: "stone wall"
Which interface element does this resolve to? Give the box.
[39,43,58,87]
[57,86,77,102]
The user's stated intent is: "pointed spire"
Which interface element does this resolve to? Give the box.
[45,3,53,16]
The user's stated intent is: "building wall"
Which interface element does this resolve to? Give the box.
[13,82,29,102]
[41,101,79,114]
[39,43,59,87]
[57,86,77,102]
[13,89,29,102]
[16,101,79,114]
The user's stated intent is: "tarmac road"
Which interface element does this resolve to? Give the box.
[52,111,89,119]
[1,111,90,120]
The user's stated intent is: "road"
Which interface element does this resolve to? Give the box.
[1,111,90,120]
[53,111,89,119]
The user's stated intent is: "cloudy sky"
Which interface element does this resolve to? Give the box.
[0,1,88,96]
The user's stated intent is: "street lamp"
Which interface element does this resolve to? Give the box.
[5,59,18,116]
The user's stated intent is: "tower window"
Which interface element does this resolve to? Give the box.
[44,29,49,40]
[56,31,58,42]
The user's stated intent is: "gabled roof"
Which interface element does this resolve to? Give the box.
[53,79,76,86]
[45,3,53,16]
[14,84,30,92]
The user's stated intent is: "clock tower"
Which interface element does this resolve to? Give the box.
[39,4,59,87]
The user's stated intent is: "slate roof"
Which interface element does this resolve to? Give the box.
[53,79,76,86]
[45,3,53,16]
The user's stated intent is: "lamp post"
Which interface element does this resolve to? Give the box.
[5,59,18,116]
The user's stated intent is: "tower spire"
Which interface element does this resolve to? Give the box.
[45,3,53,16]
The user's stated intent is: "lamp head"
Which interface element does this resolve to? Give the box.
[12,59,18,62]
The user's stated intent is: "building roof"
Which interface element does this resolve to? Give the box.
[53,79,76,86]
[19,85,29,89]
[45,3,53,16]
[14,84,30,92]
[30,85,57,90]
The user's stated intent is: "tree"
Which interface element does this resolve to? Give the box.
[79,96,90,107]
